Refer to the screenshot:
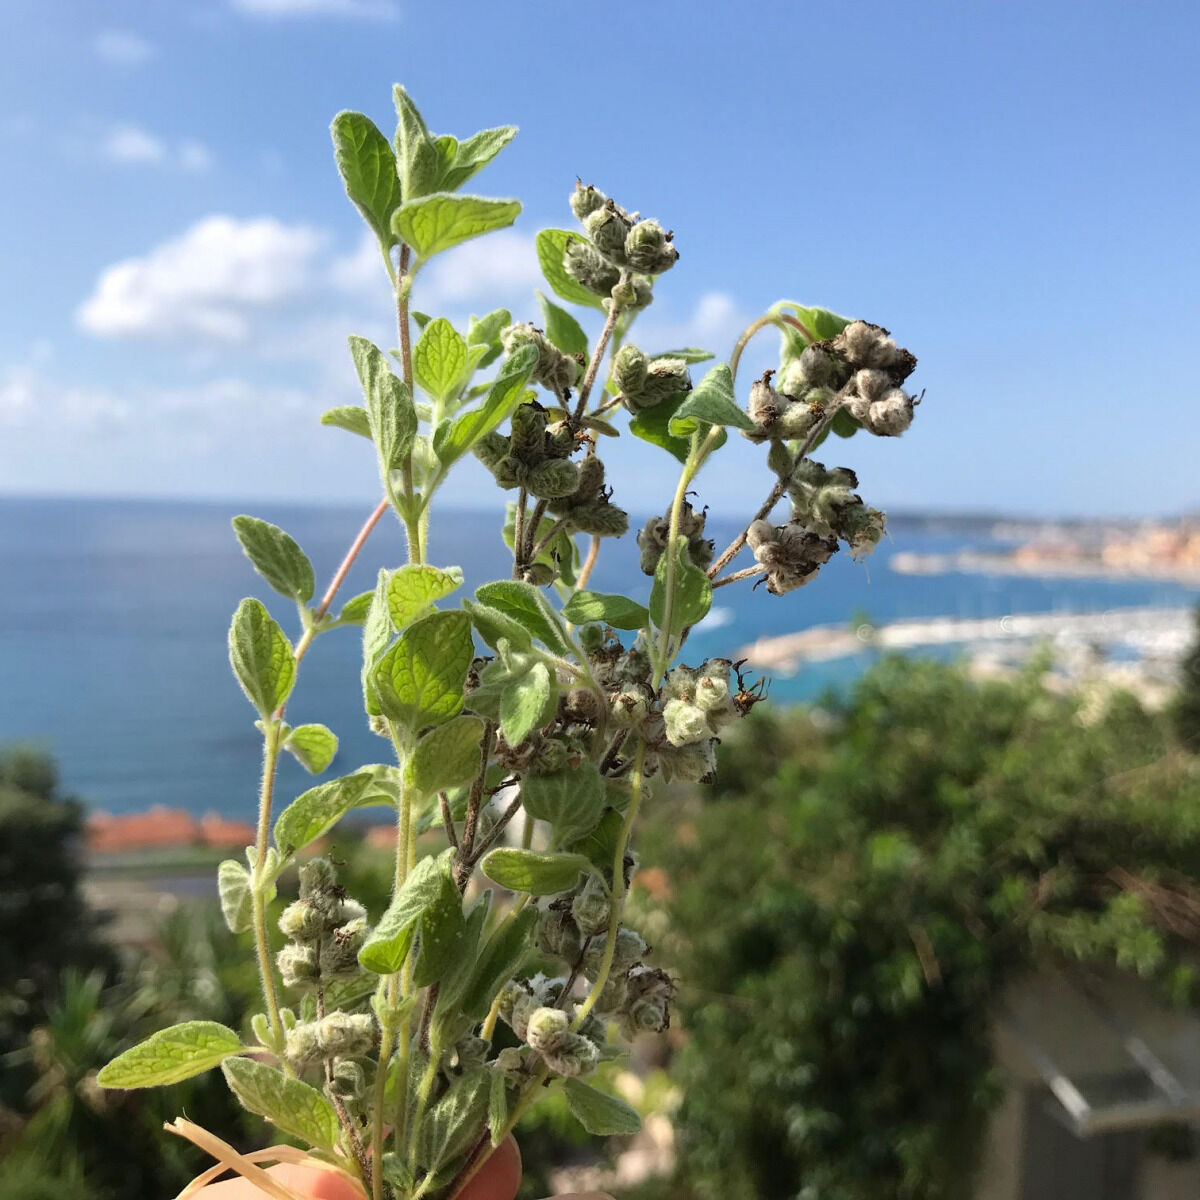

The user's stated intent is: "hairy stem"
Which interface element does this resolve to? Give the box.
[707,402,841,579]
[511,489,528,579]
[712,564,767,589]
[729,313,776,384]
[454,723,495,892]
[250,722,285,1044]
[522,498,549,567]
[572,741,646,1028]
[529,516,570,563]
[575,536,601,592]
[571,288,625,424]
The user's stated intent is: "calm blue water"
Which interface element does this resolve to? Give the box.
[2,496,1197,818]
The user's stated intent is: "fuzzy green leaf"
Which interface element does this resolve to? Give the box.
[461,906,538,1020]
[274,772,379,856]
[97,1021,242,1089]
[358,851,448,975]
[520,763,605,846]
[222,1056,340,1153]
[433,894,490,1031]
[362,569,393,717]
[474,580,572,656]
[565,807,625,873]
[499,661,551,747]
[536,290,589,358]
[387,563,463,631]
[331,110,401,247]
[463,599,533,654]
[438,125,518,192]
[217,860,254,934]
[628,393,709,464]
[435,343,537,466]
[669,363,754,435]
[418,1068,489,1170]
[650,535,712,637]
[228,598,295,718]
[392,84,440,202]
[536,229,605,310]
[562,1078,642,1135]
[231,516,315,604]
[373,610,473,732]
[414,318,469,403]
[348,336,418,483]
[283,723,338,775]
[392,193,521,263]
[489,1069,509,1146]
[336,590,374,626]
[561,591,649,632]
[408,715,485,796]
[466,308,511,369]
[653,347,714,364]
[320,405,372,439]
[480,848,591,896]
[412,858,466,988]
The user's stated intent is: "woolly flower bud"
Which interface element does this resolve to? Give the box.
[542,1033,600,1078]
[317,1012,376,1059]
[620,965,675,1038]
[695,660,737,724]
[278,899,325,944]
[523,562,557,587]
[527,458,580,500]
[748,373,782,428]
[851,368,891,404]
[502,323,580,396]
[572,877,611,938]
[319,917,369,978]
[593,972,629,1015]
[663,698,709,747]
[839,504,887,560]
[862,390,914,437]
[525,1006,570,1052]
[584,205,632,264]
[561,687,603,725]
[831,321,917,383]
[473,431,508,472]
[570,181,607,222]
[298,858,336,900]
[583,928,647,979]
[276,944,318,989]
[747,520,839,595]
[624,219,679,274]
[794,344,842,390]
[284,1021,322,1069]
[636,503,710,576]
[564,241,621,297]
[660,738,718,784]
[776,399,824,440]
[609,276,653,312]
[537,906,583,963]
[610,681,653,729]
[330,1059,365,1100]
[612,345,648,398]
[493,1047,526,1079]
[454,1036,488,1071]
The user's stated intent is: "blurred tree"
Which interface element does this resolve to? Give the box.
[636,657,1200,1200]
[1173,604,1200,750]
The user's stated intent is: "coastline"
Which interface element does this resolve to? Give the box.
[891,550,1200,586]
[737,604,1196,676]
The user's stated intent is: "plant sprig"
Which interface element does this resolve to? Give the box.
[98,83,924,1200]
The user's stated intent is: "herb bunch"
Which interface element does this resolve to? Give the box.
[96,84,922,1200]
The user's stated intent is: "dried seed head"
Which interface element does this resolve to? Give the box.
[747,520,839,594]
[831,320,917,383]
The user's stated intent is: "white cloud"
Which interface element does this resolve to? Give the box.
[230,0,398,17]
[328,231,390,298]
[421,231,542,306]
[178,140,215,173]
[0,365,130,431]
[78,215,324,341]
[101,124,166,164]
[94,30,156,66]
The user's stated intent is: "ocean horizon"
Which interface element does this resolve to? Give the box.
[3,494,1198,820]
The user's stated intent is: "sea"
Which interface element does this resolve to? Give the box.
[2,495,1198,820]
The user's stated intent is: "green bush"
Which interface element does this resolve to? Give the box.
[638,657,1200,1200]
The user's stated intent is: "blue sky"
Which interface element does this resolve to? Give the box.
[1,0,1198,518]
